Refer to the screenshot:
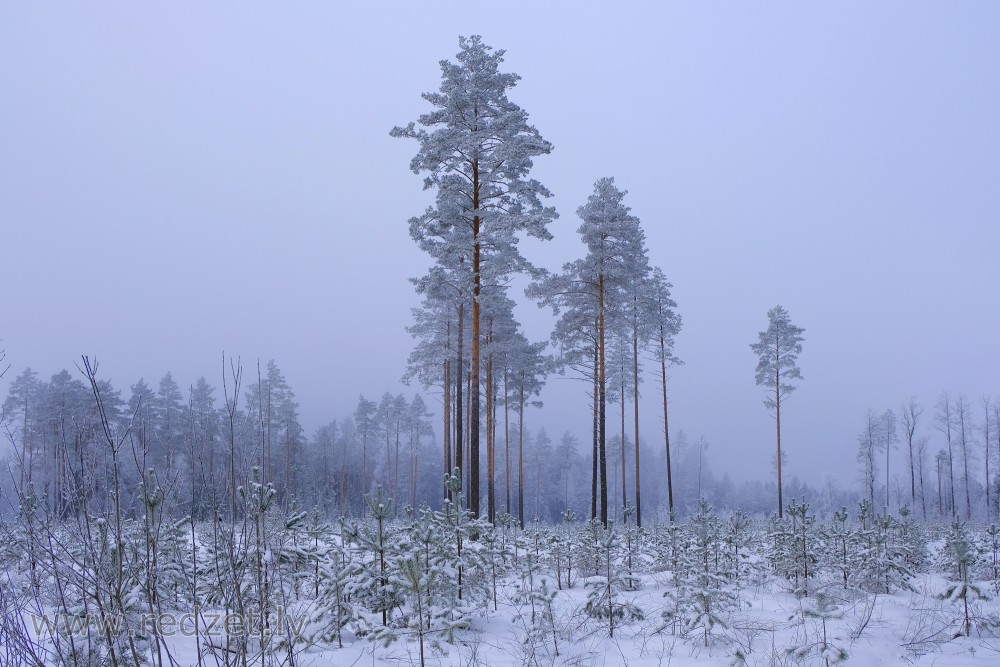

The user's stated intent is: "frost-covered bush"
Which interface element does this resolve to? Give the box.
[787,589,849,666]
[821,507,860,590]
[858,512,916,594]
[583,522,644,637]
[662,499,739,647]
[978,523,1000,595]
[343,486,404,630]
[767,500,819,595]
[938,521,990,637]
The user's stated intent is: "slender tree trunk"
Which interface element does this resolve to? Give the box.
[504,369,511,515]
[918,449,926,519]
[224,357,241,522]
[964,447,972,520]
[486,349,495,523]
[958,402,972,520]
[18,398,28,492]
[659,322,674,518]
[995,406,1000,517]
[535,443,543,522]
[492,364,498,510]
[633,323,642,528]
[937,456,943,517]
[866,425,877,508]
[908,430,916,508]
[285,429,292,504]
[519,382,526,529]
[456,302,464,500]
[565,453,571,509]
[886,433,890,512]
[621,377,627,522]
[592,340,599,522]
[339,426,347,516]
[395,418,402,517]
[466,365,472,492]
[948,437,957,518]
[411,435,418,509]
[984,399,991,520]
[384,415,393,509]
[942,400,957,518]
[775,363,783,519]
[598,273,608,526]
[470,160,482,520]
[266,378,271,485]
[361,422,368,500]
[444,353,451,502]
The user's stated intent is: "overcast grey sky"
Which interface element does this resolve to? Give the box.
[2,2,997,487]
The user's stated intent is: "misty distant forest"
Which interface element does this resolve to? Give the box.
[4,344,998,527]
[3,33,1000,667]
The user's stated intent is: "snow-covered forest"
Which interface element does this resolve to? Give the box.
[2,23,1000,667]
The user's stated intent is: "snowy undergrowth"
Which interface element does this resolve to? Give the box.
[4,493,1000,666]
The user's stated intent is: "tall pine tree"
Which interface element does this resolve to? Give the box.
[393,36,556,520]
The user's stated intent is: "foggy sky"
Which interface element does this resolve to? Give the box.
[1,2,998,489]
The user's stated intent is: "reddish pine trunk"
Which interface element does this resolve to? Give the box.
[598,272,608,526]
[456,302,464,501]
[470,159,481,520]
[592,341,599,522]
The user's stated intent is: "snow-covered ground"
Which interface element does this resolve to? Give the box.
[112,572,1000,666]
[4,502,1000,666]
[289,575,1000,666]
